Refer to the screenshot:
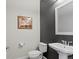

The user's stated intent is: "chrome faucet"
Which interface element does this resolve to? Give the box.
[61,40,72,46]
[61,40,67,45]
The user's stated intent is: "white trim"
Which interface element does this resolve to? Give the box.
[56,0,73,9]
[56,32,73,35]
[55,0,73,35]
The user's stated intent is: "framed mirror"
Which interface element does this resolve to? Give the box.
[55,0,73,35]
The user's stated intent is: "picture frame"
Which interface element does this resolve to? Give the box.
[17,16,32,29]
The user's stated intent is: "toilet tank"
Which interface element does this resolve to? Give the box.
[39,42,47,53]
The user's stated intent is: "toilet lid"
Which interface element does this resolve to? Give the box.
[28,50,42,58]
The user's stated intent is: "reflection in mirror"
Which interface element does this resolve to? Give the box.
[55,0,73,35]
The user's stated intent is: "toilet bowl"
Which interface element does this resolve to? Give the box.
[28,42,47,59]
[28,50,42,59]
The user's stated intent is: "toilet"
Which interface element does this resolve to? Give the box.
[28,42,47,59]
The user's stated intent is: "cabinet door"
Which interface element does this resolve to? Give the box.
[47,46,58,59]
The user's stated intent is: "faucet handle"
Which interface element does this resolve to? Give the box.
[61,40,65,44]
[61,40,67,45]
[68,41,73,46]
[61,40,64,42]
[64,41,67,45]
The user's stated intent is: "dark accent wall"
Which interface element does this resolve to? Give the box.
[40,0,73,44]
[40,0,57,44]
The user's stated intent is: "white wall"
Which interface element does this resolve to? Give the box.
[6,0,40,59]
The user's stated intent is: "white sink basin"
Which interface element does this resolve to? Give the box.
[49,43,73,59]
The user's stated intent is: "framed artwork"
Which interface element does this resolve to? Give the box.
[17,16,32,29]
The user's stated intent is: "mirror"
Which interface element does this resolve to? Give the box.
[55,0,73,35]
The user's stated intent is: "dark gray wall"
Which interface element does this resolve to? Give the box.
[40,0,73,44]
[40,0,57,43]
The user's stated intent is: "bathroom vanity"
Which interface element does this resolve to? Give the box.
[49,43,73,59]
[47,45,58,59]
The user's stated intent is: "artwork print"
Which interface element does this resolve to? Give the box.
[17,16,32,29]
